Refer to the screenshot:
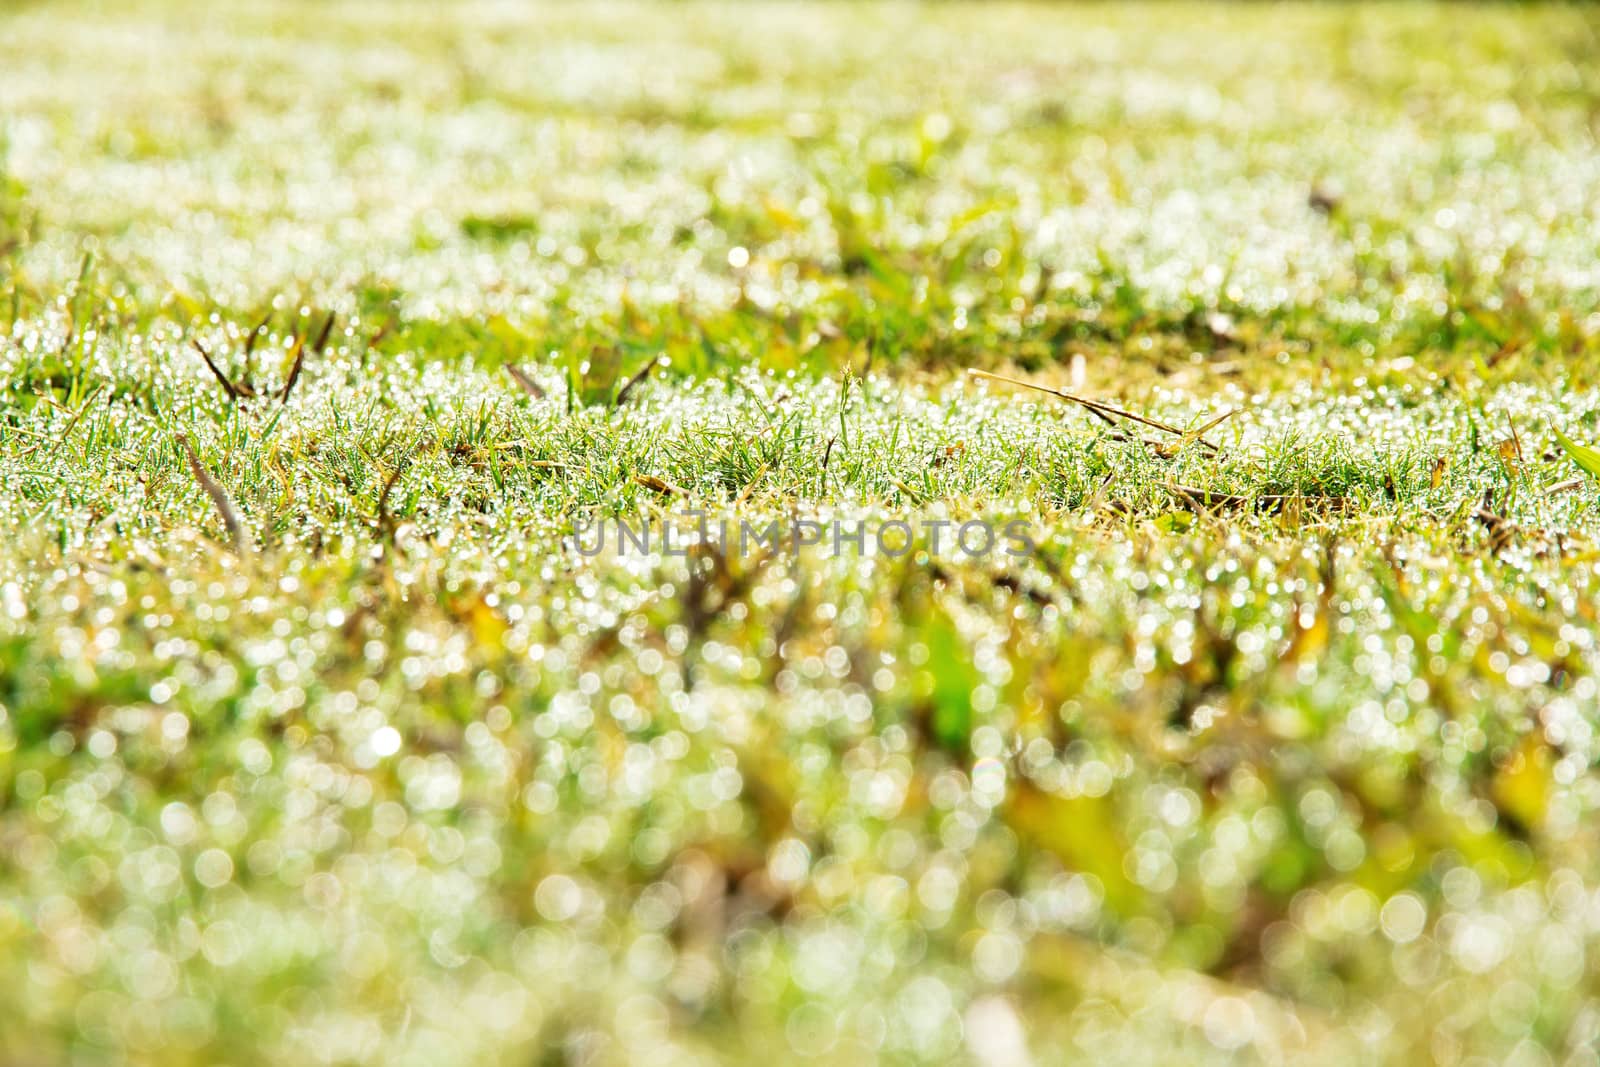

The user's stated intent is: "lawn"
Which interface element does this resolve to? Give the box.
[4,2,1600,1064]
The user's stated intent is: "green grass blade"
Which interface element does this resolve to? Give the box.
[1552,424,1600,480]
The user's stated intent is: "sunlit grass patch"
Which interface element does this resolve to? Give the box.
[4,1,1600,1065]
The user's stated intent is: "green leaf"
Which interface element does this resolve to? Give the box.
[1552,424,1600,480]
[925,616,977,752]
[1153,510,1195,533]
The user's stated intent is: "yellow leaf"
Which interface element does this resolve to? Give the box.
[1491,734,1551,834]
[1004,780,1141,917]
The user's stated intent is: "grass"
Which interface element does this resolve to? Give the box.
[4,2,1600,1065]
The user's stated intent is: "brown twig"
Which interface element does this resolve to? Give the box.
[279,322,315,403]
[310,311,336,356]
[191,338,249,400]
[634,474,684,496]
[243,310,272,358]
[968,368,1215,449]
[178,435,252,555]
[242,309,272,382]
[506,365,546,399]
[1166,482,1250,510]
[279,313,333,404]
[1547,477,1587,497]
[614,356,661,406]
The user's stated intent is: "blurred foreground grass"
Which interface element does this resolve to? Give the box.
[4,2,1600,1065]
